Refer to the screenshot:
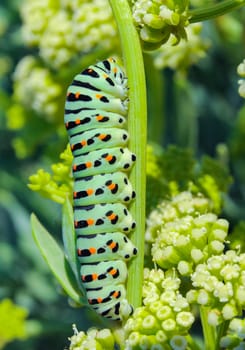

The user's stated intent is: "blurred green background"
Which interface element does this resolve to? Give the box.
[0,0,244,349]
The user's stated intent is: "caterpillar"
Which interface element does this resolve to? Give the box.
[65,58,137,321]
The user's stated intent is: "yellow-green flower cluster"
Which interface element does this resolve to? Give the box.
[0,299,28,349]
[132,0,189,50]
[21,0,59,45]
[187,250,245,324]
[28,144,73,204]
[125,268,194,350]
[220,318,245,349]
[11,56,63,121]
[154,23,209,71]
[68,325,117,350]
[146,191,211,244]
[151,199,229,273]
[237,59,245,98]
[21,0,117,68]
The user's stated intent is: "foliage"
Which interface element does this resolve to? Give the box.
[146,144,232,214]
[1,0,245,349]
[0,299,28,350]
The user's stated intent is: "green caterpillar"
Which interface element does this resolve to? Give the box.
[65,58,137,321]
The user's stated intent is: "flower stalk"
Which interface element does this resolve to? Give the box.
[189,0,245,23]
[109,0,147,311]
[200,307,216,350]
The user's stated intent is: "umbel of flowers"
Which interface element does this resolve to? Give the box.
[20,0,118,69]
[12,56,63,121]
[132,0,189,50]
[151,204,229,272]
[124,268,194,350]
[144,192,245,349]
[187,250,245,324]
[69,325,117,350]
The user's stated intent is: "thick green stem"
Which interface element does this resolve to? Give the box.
[200,306,216,350]
[109,0,147,310]
[144,53,165,145]
[189,0,245,23]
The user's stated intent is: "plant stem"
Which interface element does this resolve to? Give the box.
[200,306,216,350]
[109,0,147,310]
[144,53,165,145]
[186,334,203,350]
[215,321,229,350]
[189,0,245,23]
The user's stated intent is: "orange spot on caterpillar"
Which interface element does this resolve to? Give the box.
[81,275,86,281]
[107,213,116,221]
[103,73,109,79]
[87,189,93,196]
[108,241,117,250]
[97,297,103,303]
[113,67,117,74]
[71,144,74,150]
[112,291,119,299]
[95,94,103,100]
[65,122,69,128]
[75,119,80,125]
[75,92,80,99]
[96,114,104,121]
[74,221,78,227]
[77,248,82,256]
[81,140,87,146]
[107,183,116,191]
[86,162,92,168]
[105,154,113,162]
[109,269,117,276]
[72,164,77,171]
[88,68,93,73]
[66,92,71,97]
[89,247,96,254]
[92,273,98,281]
[73,192,77,198]
[98,134,107,140]
[87,219,94,226]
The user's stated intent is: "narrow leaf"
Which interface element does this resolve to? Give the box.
[31,213,86,305]
[62,199,84,291]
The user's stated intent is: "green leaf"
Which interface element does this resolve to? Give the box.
[62,199,84,291]
[30,213,86,305]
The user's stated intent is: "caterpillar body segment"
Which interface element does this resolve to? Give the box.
[74,203,136,235]
[65,110,126,137]
[80,260,128,289]
[72,147,136,179]
[73,172,136,206]
[77,232,137,263]
[69,127,129,157]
